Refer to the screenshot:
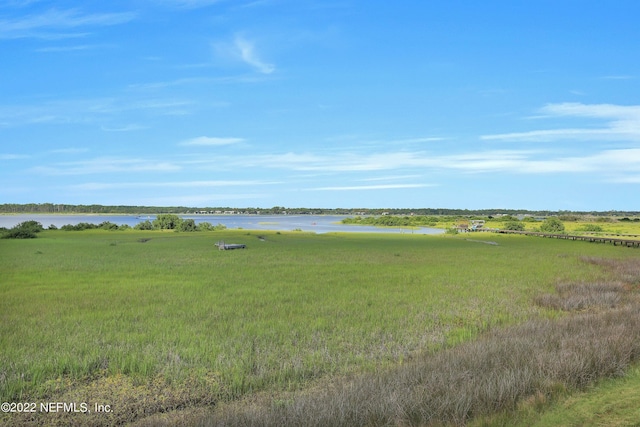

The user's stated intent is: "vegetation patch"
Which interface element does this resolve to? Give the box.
[535,282,625,311]
[1,230,638,426]
[1,221,44,239]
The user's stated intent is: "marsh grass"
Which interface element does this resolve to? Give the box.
[0,230,637,425]
[206,307,640,427]
[534,282,625,311]
[204,257,640,427]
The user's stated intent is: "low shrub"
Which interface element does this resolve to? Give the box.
[578,224,603,232]
[1,221,44,239]
[504,221,525,231]
[540,217,565,233]
[135,220,154,230]
[2,228,37,239]
[61,222,98,231]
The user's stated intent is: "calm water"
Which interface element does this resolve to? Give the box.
[0,214,444,235]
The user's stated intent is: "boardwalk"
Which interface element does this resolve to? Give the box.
[479,229,640,248]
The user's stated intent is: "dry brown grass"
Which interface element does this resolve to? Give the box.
[534,282,625,311]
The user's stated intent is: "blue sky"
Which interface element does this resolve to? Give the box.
[1,0,639,210]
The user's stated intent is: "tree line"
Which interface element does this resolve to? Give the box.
[1,203,637,217]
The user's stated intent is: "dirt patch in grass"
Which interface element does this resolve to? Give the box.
[0,372,220,427]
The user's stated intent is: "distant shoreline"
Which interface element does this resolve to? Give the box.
[2,204,638,217]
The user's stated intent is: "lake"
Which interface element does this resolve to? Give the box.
[0,214,444,235]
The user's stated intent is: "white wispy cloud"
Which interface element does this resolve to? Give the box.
[482,102,640,142]
[101,124,147,132]
[394,137,448,143]
[234,146,640,179]
[601,75,635,80]
[313,184,434,191]
[30,157,181,175]
[48,147,89,154]
[2,0,46,7]
[359,174,423,182]
[36,44,88,53]
[0,8,136,39]
[153,0,224,9]
[128,77,213,90]
[179,136,244,146]
[612,176,640,183]
[69,179,278,191]
[0,97,194,127]
[1,153,29,160]
[233,35,275,74]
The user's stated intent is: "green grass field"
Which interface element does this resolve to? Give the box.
[1,229,639,425]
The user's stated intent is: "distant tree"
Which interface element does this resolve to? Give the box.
[99,221,119,230]
[48,224,58,230]
[197,222,214,231]
[179,219,197,232]
[135,220,154,230]
[504,221,525,231]
[153,214,183,230]
[540,217,565,233]
[19,220,44,233]
[60,222,97,231]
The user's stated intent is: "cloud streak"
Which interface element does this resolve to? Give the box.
[482,103,640,142]
[30,157,181,175]
[179,136,244,146]
[233,36,275,74]
[233,146,640,178]
[313,184,434,191]
[1,153,30,160]
[69,179,279,191]
[0,97,194,127]
[0,8,136,39]
[154,0,224,9]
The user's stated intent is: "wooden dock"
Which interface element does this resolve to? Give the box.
[478,229,640,248]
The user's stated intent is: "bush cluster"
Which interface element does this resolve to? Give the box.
[60,221,129,231]
[1,220,44,239]
[539,217,565,233]
[142,214,226,231]
[578,224,603,232]
[503,221,525,231]
[20,216,229,232]
[342,215,440,227]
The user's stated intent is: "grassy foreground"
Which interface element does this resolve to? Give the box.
[1,229,638,426]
